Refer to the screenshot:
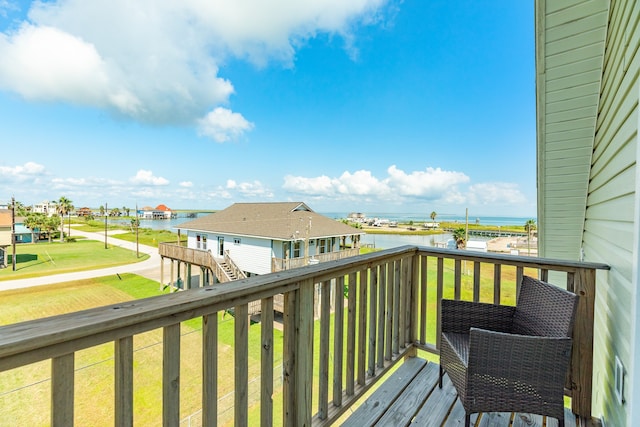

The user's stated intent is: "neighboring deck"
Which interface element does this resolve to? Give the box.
[343,357,577,427]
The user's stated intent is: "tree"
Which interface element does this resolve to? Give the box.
[24,213,46,243]
[57,196,74,242]
[524,219,536,256]
[99,205,105,216]
[110,207,121,217]
[452,227,466,249]
[12,200,28,216]
[44,215,61,243]
[430,211,437,222]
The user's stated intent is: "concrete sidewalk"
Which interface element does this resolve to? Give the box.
[0,228,163,291]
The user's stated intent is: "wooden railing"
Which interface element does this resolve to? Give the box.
[224,250,247,280]
[159,242,237,283]
[272,247,360,271]
[0,246,608,426]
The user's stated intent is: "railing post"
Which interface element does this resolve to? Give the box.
[571,268,596,419]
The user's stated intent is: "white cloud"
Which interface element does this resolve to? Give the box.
[226,179,273,198]
[197,108,254,142]
[0,161,46,179]
[179,181,193,188]
[466,182,527,206]
[0,0,389,131]
[282,165,529,211]
[130,169,169,186]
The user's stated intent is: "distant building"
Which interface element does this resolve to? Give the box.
[76,207,93,217]
[0,209,11,268]
[139,204,174,219]
[33,201,56,216]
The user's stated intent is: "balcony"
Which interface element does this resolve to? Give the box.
[0,246,607,426]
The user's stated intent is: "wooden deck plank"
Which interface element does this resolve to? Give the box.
[477,412,512,427]
[409,373,458,426]
[340,357,427,427]
[374,362,439,426]
[442,398,479,427]
[341,357,582,427]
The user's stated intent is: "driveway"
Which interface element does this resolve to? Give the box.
[0,229,162,291]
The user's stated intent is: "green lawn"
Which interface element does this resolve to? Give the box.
[0,240,149,281]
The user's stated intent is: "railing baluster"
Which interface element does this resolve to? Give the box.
[454,259,462,300]
[115,336,133,427]
[319,281,331,419]
[436,257,444,350]
[235,303,249,427]
[261,298,274,426]
[368,266,378,376]
[473,261,481,302]
[163,324,180,427]
[541,268,549,282]
[392,260,401,355]
[203,313,218,427]
[419,255,427,345]
[333,276,345,406]
[398,258,407,349]
[493,264,502,305]
[385,262,393,361]
[377,264,386,368]
[357,269,368,385]
[516,266,524,303]
[51,353,74,427]
[283,290,296,425]
[346,272,357,395]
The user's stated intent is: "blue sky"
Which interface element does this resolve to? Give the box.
[0,0,536,217]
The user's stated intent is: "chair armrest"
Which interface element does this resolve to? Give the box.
[467,327,573,382]
[441,299,516,334]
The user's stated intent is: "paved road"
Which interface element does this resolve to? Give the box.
[0,228,163,291]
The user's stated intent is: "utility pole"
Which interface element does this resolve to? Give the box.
[135,202,139,258]
[104,202,108,249]
[11,196,16,271]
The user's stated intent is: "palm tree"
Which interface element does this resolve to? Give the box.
[524,219,536,256]
[430,211,437,223]
[452,227,466,249]
[44,215,61,243]
[99,205,105,216]
[57,196,74,242]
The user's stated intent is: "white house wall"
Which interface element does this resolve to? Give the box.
[186,231,274,275]
[581,2,639,426]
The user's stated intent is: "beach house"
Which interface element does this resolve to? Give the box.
[160,202,363,284]
[0,209,11,268]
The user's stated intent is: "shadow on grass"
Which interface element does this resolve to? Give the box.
[7,254,45,270]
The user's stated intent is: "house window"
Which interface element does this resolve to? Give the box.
[234,238,241,245]
[318,239,327,254]
[202,235,207,250]
[196,235,201,249]
[293,241,302,258]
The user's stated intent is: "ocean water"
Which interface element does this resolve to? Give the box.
[321,212,535,227]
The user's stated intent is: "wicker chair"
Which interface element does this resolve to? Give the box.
[439,276,578,427]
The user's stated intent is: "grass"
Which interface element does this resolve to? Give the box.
[0,240,149,282]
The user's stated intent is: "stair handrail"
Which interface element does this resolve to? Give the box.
[224,250,247,280]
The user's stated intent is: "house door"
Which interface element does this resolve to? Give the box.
[218,237,224,256]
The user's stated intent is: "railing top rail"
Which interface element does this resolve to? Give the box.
[414,245,610,271]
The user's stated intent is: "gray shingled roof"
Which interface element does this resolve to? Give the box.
[177,202,363,240]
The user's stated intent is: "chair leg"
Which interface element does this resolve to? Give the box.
[465,413,470,427]
[439,365,443,388]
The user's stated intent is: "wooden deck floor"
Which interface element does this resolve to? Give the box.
[341,357,578,427]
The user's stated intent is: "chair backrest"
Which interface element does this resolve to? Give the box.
[512,276,578,337]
